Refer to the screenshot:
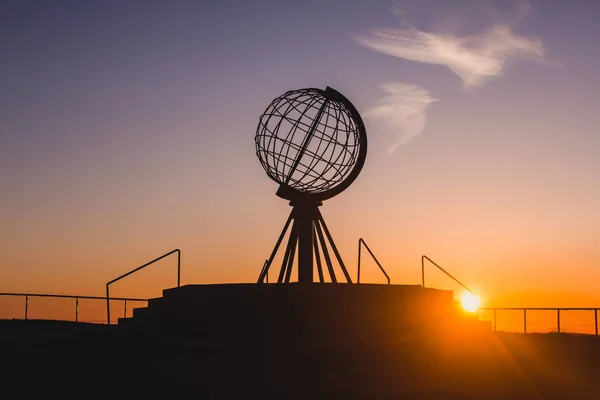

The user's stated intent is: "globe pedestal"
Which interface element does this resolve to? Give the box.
[257,190,352,284]
[296,200,315,283]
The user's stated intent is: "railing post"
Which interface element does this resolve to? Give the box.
[106,284,111,325]
[595,309,598,336]
[177,250,181,287]
[25,295,29,320]
[75,297,79,322]
[124,300,127,318]
[493,309,497,332]
[557,309,560,333]
[357,240,361,284]
[523,309,527,334]
[421,256,425,287]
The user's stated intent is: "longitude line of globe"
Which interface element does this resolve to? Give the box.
[313,103,358,190]
[283,97,330,187]
[266,96,291,183]
[302,102,338,191]
[277,92,320,183]
[305,101,338,189]
[279,94,323,188]
[259,91,318,185]
[258,91,302,183]
[284,94,329,189]
[324,103,356,184]
[275,93,322,186]
[256,97,283,183]
[267,92,314,184]
[317,103,349,187]
[290,101,353,191]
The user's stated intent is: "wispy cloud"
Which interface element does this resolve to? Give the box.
[356,25,544,88]
[365,83,436,153]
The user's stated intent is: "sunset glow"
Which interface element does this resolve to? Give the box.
[461,293,481,313]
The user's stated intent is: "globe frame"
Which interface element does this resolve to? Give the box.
[255,87,367,202]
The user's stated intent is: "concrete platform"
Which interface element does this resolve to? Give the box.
[119,283,484,342]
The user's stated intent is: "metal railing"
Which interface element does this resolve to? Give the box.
[357,238,390,284]
[480,307,599,336]
[421,255,475,295]
[106,249,181,324]
[0,293,147,323]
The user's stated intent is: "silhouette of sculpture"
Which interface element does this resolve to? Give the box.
[255,87,367,283]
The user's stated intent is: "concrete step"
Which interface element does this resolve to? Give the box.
[133,307,149,319]
[117,317,135,329]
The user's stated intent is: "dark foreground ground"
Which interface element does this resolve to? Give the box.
[1,319,599,399]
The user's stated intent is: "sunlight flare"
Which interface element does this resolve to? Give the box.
[461,292,481,312]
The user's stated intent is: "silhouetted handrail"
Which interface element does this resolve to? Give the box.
[0,292,146,301]
[421,255,475,295]
[106,249,181,324]
[0,292,147,323]
[357,238,390,284]
[479,307,599,335]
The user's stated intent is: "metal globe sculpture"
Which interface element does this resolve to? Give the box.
[255,87,366,200]
[256,87,367,284]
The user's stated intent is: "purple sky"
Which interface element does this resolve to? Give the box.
[1,0,599,305]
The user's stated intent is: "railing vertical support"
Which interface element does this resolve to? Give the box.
[493,309,497,332]
[106,284,111,325]
[595,309,598,336]
[523,309,527,334]
[421,257,425,287]
[557,309,561,333]
[25,295,29,320]
[177,250,181,287]
[75,297,79,322]
[357,240,362,283]
[124,300,128,318]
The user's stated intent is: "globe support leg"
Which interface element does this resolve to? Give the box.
[316,208,352,283]
[313,231,325,283]
[314,219,337,283]
[280,219,299,283]
[257,211,293,283]
[257,199,353,284]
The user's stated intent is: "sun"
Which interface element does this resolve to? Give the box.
[460,292,480,312]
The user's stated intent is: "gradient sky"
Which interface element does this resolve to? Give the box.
[1,0,599,306]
